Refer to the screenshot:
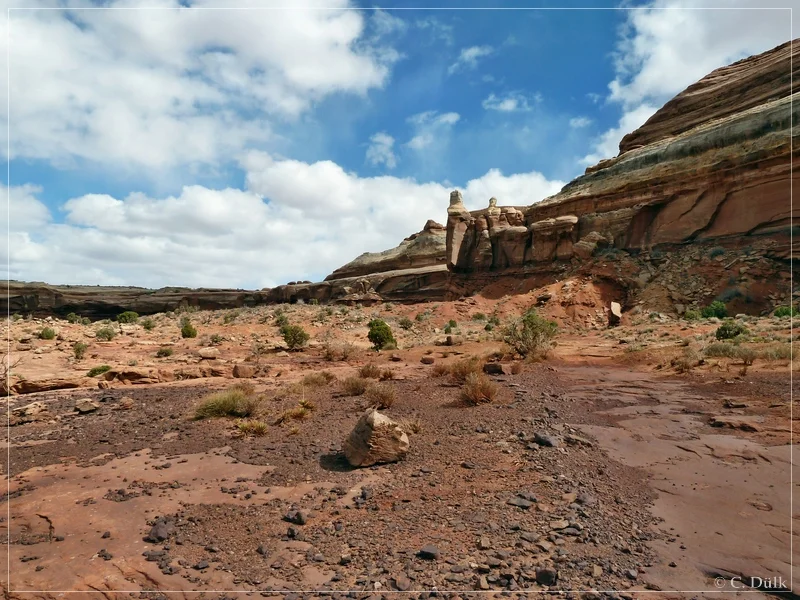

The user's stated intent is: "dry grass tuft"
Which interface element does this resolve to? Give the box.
[449,356,485,384]
[302,371,336,387]
[397,416,422,435]
[366,383,396,409]
[359,364,381,379]
[194,387,261,420]
[460,372,498,405]
[342,376,370,396]
[379,369,396,381]
[274,406,310,425]
[237,419,268,436]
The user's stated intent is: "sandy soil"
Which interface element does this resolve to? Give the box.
[2,292,796,599]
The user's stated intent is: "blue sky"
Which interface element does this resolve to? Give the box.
[2,0,793,288]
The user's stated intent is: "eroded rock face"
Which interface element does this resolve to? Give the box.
[343,409,409,467]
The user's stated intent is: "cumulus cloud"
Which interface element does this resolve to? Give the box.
[447,45,493,74]
[405,111,460,150]
[482,92,539,112]
[4,158,564,288]
[365,132,397,169]
[1,0,401,171]
[584,1,792,164]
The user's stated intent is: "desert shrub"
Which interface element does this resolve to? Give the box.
[81,317,91,325]
[87,364,111,377]
[472,313,487,321]
[461,373,497,405]
[250,341,269,363]
[701,301,727,319]
[194,387,260,420]
[323,340,355,361]
[398,317,414,330]
[275,313,290,328]
[95,326,116,341]
[116,311,139,324]
[759,343,793,361]
[341,376,369,396]
[715,320,748,340]
[309,298,320,306]
[281,324,310,350]
[414,312,428,322]
[66,312,80,324]
[671,346,701,373]
[774,305,799,318]
[704,342,737,359]
[431,363,449,377]
[367,319,396,350]
[683,309,701,321]
[156,347,173,358]
[237,420,268,436]
[379,369,395,381]
[366,384,396,409]
[503,309,558,359]
[180,317,197,339]
[73,341,88,360]
[488,314,501,326]
[210,333,224,345]
[397,416,422,435]
[302,371,336,387]
[444,324,453,334]
[38,327,56,340]
[484,323,494,332]
[734,346,757,366]
[141,318,155,331]
[275,406,309,424]
[223,310,241,324]
[448,356,484,383]
[359,364,381,379]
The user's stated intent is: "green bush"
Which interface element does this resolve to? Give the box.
[81,317,92,326]
[210,333,224,345]
[180,316,197,339]
[66,312,80,324]
[484,323,494,332]
[281,324,310,350]
[275,313,289,328]
[488,314,501,326]
[774,305,799,318]
[156,347,173,358]
[367,319,396,350]
[87,364,111,377]
[472,313,487,321]
[683,309,701,321]
[701,301,727,319]
[448,319,457,328]
[141,318,155,331]
[116,311,139,324]
[715,319,749,340]
[398,317,414,330]
[95,326,116,341]
[73,341,88,360]
[38,327,56,340]
[503,309,558,359]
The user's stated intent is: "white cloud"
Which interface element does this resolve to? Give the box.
[365,132,397,169]
[482,92,539,112]
[585,1,793,164]
[2,183,51,231]
[569,116,592,129]
[447,45,493,75]
[405,111,460,150]
[4,159,564,288]
[415,17,454,46]
[1,0,401,171]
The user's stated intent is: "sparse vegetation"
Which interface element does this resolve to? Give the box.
[156,347,173,358]
[141,318,156,331]
[397,416,422,435]
[274,406,310,424]
[95,326,116,341]
[366,383,396,409]
[379,369,396,381]
[274,310,289,328]
[281,324,310,350]
[38,327,56,340]
[472,313,487,321]
[774,305,799,318]
[180,317,198,339]
[73,341,88,360]
[323,340,355,361]
[701,301,727,319]
[367,319,396,350]
[237,419,268,436]
[461,372,498,405]
[683,309,701,321]
[116,311,139,324]
[66,312,80,324]
[448,356,484,384]
[341,376,369,396]
[302,371,336,387]
[194,386,261,420]
[398,317,414,330]
[431,363,450,377]
[503,309,558,359]
[210,333,224,345]
[87,365,111,377]
[359,364,381,379]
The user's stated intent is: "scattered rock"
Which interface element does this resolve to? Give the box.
[232,364,256,378]
[417,544,440,560]
[708,416,760,431]
[343,409,409,467]
[420,356,435,365]
[74,398,99,413]
[198,347,220,360]
[609,302,622,327]
[536,567,558,586]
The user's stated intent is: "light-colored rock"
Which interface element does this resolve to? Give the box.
[74,398,99,413]
[10,401,51,425]
[609,302,622,327]
[198,347,220,360]
[11,377,84,395]
[343,409,409,467]
[232,364,256,378]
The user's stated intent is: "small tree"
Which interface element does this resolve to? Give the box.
[701,301,727,319]
[116,311,139,324]
[73,342,88,360]
[38,327,56,340]
[180,316,197,338]
[281,324,309,350]
[715,319,748,340]
[95,326,116,341]
[774,305,799,318]
[367,319,396,350]
[503,309,558,359]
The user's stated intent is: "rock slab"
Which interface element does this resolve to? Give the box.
[343,409,409,467]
